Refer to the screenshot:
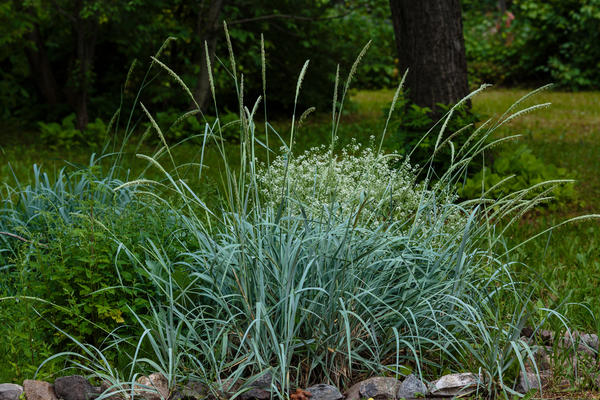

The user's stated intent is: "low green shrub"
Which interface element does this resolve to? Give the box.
[463,10,531,87]
[514,0,600,89]
[464,0,600,89]
[38,114,108,150]
[0,161,181,381]
[385,93,480,173]
[459,143,576,206]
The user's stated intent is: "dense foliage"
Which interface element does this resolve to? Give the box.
[0,161,179,379]
[459,143,576,204]
[1,37,584,398]
[0,4,598,395]
[0,0,396,128]
[2,0,600,136]
[464,0,600,89]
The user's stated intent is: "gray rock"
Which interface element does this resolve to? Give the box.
[359,377,402,400]
[218,377,239,393]
[574,333,598,356]
[581,333,599,351]
[99,380,129,400]
[239,388,271,400]
[221,378,243,398]
[524,346,553,373]
[343,382,361,400]
[136,373,169,400]
[0,384,23,400]
[173,381,208,400]
[249,372,273,389]
[169,382,211,400]
[396,375,427,399]
[305,384,343,400]
[428,373,481,397]
[516,371,552,393]
[54,375,100,400]
[24,380,58,400]
[239,372,275,400]
[539,330,554,344]
[560,331,599,356]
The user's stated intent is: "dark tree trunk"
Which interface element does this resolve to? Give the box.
[389,0,469,113]
[498,0,507,14]
[24,25,61,106]
[65,1,99,130]
[193,0,224,111]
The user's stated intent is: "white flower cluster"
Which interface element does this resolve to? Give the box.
[257,142,466,234]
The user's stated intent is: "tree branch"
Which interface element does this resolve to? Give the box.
[228,9,356,26]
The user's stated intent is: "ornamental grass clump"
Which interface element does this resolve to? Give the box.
[14,29,597,400]
[0,159,134,259]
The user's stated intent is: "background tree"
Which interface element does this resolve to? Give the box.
[0,0,397,131]
[389,0,470,112]
[2,0,149,129]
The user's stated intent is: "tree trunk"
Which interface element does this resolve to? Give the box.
[193,0,224,111]
[389,0,469,113]
[24,25,61,106]
[65,1,99,130]
[498,0,507,14]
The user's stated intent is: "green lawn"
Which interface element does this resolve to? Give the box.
[473,89,600,331]
[2,87,599,331]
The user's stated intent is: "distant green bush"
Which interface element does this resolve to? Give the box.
[38,114,107,150]
[514,0,600,89]
[2,35,584,398]
[459,143,576,205]
[464,0,600,89]
[463,10,531,87]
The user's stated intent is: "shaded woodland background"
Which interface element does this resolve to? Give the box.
[1,0,599,133]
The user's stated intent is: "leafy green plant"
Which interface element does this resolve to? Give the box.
[38,114,108,150]
[23,207,152,345]
[0,160,179,379]
[459,144,576,206]
[386,92,481,173]
[514,0,600,89]
[0,295,60,382]
[463,8,531,87]
[463,0,600,89]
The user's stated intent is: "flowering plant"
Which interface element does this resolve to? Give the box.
[258,141,466,236]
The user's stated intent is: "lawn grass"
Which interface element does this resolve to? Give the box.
[1,87,599,333]
[473,89,600,332]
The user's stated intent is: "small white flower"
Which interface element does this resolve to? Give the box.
[257,143,468,242]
